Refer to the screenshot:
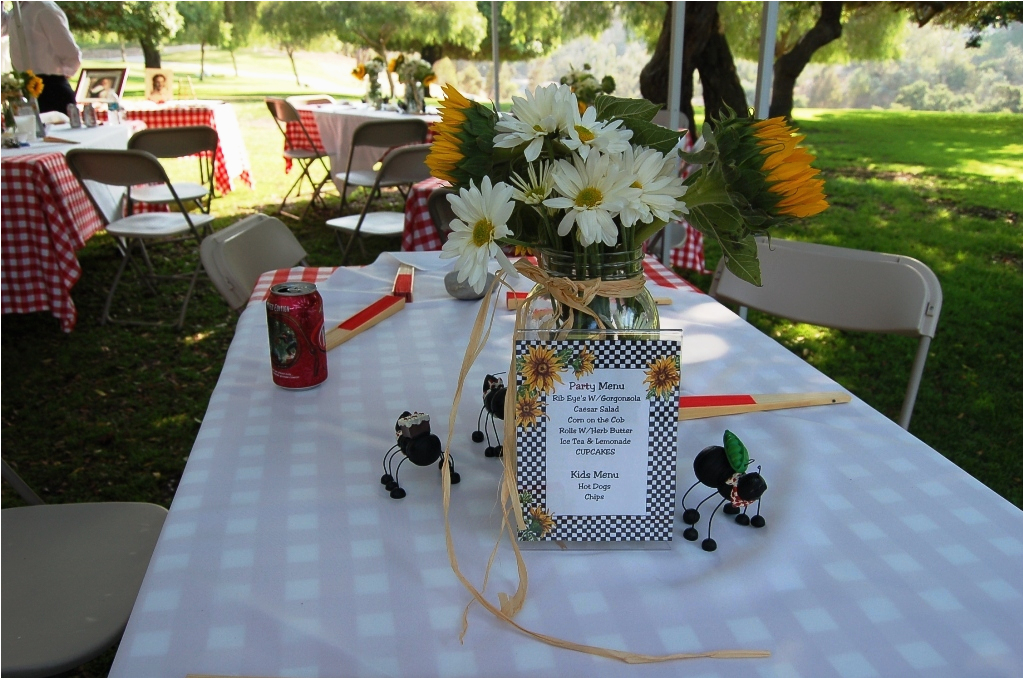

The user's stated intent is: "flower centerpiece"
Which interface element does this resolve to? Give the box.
[559,63,615,110]
[352,58,386,109]
[2,69,43,129]
[391,54,435,114]
[427,82,828,331]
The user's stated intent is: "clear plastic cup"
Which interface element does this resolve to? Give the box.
[14,115,36,144]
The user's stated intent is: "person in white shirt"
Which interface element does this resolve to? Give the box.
[1,1,82,113]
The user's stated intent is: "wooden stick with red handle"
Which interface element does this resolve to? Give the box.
[325,295,405,351]
[678,392,851,420]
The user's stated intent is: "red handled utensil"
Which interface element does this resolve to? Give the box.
[678,392,851,420]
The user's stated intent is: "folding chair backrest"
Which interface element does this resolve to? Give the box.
[66,148,169,188]
[200,214,308,311]
[351,118,429,149]
[287,94,335,106]
[427,187,457,243]
[266,97,301,124]
[709,237,942,428]
[374,143,432,189]
[128,125,218,159]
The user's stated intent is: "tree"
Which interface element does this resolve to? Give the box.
[639,2,749,135]
[327,1,486,97]
[258,1,328,86]
[223,1,261,77]
[177,2,227,80]
[62,1,183,68]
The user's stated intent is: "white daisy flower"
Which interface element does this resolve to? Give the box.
[493,84,577,162]
[617,146,689,228]
[561,106,633,160]
[542,153,640,247]
[510,162,555,205]
[440,176,518,292]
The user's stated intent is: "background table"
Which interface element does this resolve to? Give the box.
[1,124,132,331]
[101,101,254,195]
[110,252,1020,678]
[287,104,437,192]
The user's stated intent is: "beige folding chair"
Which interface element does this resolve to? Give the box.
[326,143,431,263]
[266,97,331,221]
[127,125,219,214]
[1,458,167,678]
[66,148,215,329]
[709,237,942,429]
[427,187,456,245]
[335,118,429,212]
[286,94,336,106]
[201,214,309,312]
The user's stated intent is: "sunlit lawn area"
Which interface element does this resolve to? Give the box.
[3,51,1021,513]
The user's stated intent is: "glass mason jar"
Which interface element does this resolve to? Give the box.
[520,248,660,333]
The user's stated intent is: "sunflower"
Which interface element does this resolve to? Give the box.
[751,117,828,218]
[527,506,554,537]
[425,84,497,186]
[643,355,679,401]
[519,345,565,394]
[24,71,43,99]
[422,74,437,88]
[387,56,400,73]
[351,63,366,80]
[573,346,595,378]
[515,387,544,428]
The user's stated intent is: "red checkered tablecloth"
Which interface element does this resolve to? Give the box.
[284,108,326,160]
[1,152,108,331]
[100,104,254,195]
[247,255,697,309]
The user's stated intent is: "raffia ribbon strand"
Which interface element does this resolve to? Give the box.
[440,264,770,663]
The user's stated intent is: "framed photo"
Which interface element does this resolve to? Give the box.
[145,68,174,103]
[75,68,128,102]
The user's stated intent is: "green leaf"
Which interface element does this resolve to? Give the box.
[723,430,750,473]
[595,95,661,123]
[623,120,685,155]
[720,233,762,287]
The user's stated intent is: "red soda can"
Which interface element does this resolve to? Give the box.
[266,282,328,389]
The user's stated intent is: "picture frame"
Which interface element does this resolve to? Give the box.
[75,67,128,102]
[145,68,174,103]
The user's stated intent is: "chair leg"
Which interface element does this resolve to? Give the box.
[174,258,204,330]
[278,168,307,219]
[102,240,135,325]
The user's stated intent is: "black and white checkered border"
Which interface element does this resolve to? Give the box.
[515,338,679,542]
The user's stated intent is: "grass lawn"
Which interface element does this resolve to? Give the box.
[1,48,1021,675]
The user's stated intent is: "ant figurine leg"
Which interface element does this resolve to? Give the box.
[381,445,401,490]
[702,498,729,552]
[438,452,462,484]
[472,405,486,443]
[750,496,766,528]
[682,490,720,542]
[485,412,503,457]
[389,456,409,499]
[735,505,751,526]
[723,502,740,515]
[680,480,703,525]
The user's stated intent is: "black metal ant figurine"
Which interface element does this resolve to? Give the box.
[471,374,506,458]
[381,411,460,499]
[680,430,767,552]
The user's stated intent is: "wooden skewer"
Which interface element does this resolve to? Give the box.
[324,295,405,351]
[678,391,851,420]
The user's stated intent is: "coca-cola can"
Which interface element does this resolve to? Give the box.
[266,282,328,389]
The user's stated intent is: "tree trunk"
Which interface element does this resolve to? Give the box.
[639,2,745,138]
[287,48,300,86]
[770,2,844,120]
[694,26,749,123]
[141,39,161,69]
[230,50,239,77]
[200,42,206,81]
[120,39,127,63]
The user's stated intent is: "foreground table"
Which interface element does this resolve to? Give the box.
[111,253,1021,677]
[1,124,132,331]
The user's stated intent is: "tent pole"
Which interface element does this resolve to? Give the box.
[491,1,500,110]
[754,1,780,119]
[662,1,686,265]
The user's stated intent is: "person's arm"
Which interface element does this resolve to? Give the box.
[40,3,82,76]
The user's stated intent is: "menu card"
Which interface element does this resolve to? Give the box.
[513,330,681,547]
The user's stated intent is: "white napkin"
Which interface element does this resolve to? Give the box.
[39,111,70,125]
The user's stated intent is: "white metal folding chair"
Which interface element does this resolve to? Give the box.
[201,214,309,312]
[427,186,456,245]
[709,237,942,429]
[326,143,432,264]
[127,125,219,214]
[335,118,429,212]
[266,97,331,221]
[286,94,336,106]
[66,148,215,329]
[1,458,167,678]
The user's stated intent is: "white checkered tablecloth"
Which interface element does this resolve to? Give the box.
[100,104,254,195]
[1,152,108,331]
